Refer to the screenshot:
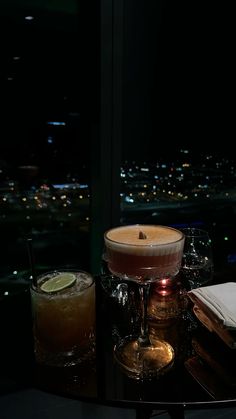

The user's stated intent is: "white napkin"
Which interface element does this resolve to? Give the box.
[188,282,236,330]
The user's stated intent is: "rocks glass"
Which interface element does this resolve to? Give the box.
[30,270,96,367]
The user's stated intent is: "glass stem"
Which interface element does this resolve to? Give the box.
[138,282,151,347]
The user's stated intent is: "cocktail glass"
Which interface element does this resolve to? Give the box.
[104,224,185,379]
[180,228,214,290]
[30,269,95,367]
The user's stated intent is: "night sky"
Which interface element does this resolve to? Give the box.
[0,1,235,168]
[122,1,235,161]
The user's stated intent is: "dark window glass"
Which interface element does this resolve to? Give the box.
[0,1,98,278]
[120,1,235,275]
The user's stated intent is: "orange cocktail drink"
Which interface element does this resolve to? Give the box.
[104,225,185,281]
[104,224,185,379]
[31,270,95,367]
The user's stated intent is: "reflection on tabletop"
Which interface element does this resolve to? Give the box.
[1,272,236,405]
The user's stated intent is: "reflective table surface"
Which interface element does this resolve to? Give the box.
[1,273,236,417]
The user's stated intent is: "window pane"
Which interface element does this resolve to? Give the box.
[121,1,235,275]
[0,2,98,277]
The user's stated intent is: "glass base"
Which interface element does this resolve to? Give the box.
[34,339,96,368]
[114,335,174,379]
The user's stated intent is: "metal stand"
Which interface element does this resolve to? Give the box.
[135,406,185,419]
[136,407,153,419]
[168,406,185,418]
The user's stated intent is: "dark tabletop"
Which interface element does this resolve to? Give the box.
[1,272,236,412]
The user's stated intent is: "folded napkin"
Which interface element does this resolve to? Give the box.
[188,282,236,330]
[192,304,236,349]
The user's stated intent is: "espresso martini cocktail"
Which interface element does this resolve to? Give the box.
[104,224,185,281]
[104,224,185,379]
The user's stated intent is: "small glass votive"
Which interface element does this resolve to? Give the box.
[148,278,183,325]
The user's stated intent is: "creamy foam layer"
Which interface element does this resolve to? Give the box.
[105,225,184,256]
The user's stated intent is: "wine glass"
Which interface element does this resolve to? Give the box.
[104,224,185,379]
[180,228,214,290]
